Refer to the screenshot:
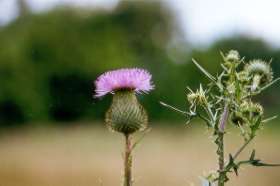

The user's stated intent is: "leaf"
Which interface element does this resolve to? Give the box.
[233,165,239,176]
[192,59,216,82]
[262,115,278,123]
[220,51,226,60]
[250,149,256,161]
[159,101,188,115]
[228,154,239,176]
[216,71,225,91]
[251,160,280,167]
[229,154,234,164]
[259,77,280,92]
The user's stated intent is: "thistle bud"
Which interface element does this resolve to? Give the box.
[251,103,264,116]
[237,71,250,83]
[226,50,240,62]
[240,101,264,117]
[187,85,207,106]
[244,60,273,91]
[240,101,251,114]
[106,91,148,134]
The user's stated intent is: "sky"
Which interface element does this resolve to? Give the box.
[0,0,280,47]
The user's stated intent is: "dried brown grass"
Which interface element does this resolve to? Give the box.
[0,123,279,186]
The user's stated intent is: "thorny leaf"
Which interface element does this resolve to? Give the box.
[159,101,188,115]
[262,115,278,123]
[250,149,256,161]
[192,59,216,82]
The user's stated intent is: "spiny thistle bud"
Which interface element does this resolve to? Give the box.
[225,50,240,62]
[187,85,207,106]
[240,101,264,116]
[94,68,154,134]
[239,101,251,114]
[106,90,148,134]
[250,103,264,116]
[237,71,250,83]
[231,101,264,126]
[244,60,273,91]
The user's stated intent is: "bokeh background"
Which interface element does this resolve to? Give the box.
[0,0,279,185]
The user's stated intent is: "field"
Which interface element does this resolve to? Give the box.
[0,122,279,186]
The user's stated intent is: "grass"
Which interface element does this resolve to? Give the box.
[0,122,279,186]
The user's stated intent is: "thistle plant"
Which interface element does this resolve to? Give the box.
[95,68,154,186]
[161,50,280,186]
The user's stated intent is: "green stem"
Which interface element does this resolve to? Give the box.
[233,137,254,160]
[205,105,215,123]
[217,132,225,186]
[124,134,132,186]
[217,104,229,186]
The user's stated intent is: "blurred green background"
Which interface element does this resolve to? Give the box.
[0,1,280,186]
[0,0,279,127]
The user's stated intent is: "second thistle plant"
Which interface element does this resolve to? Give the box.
[162,50,280,186]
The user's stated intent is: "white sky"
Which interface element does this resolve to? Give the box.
[1,0,280,47]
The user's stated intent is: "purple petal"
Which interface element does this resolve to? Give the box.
[94,68,154,97]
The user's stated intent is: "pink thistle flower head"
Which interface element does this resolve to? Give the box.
[94,68,154,97]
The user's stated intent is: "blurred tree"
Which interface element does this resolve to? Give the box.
[17,0,31,17]
[0,0,187,125]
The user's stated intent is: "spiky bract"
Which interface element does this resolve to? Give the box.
[105,91,148,134]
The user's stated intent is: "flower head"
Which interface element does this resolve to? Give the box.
[187,85,207,106]
[225,50,240,62]
[237,71,250,83]
[94,68,154,97]
[240,101,264,116]
[245,60,273,84]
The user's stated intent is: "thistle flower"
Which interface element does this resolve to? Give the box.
[252,103,264,116]
[237,71,250,83]
[95,68,154,98]
[95,68,154,134]
[231,101,264,127]
[253,103,263,114]
[187,85,207,106]
[240,101,264,116]
[225,50,240,62]
[244,60,273,91]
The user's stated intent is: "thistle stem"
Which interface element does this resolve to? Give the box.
[219,104,229,132]
[217,132,225,186]
[124,134,132,186]
[217,104,228,186]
